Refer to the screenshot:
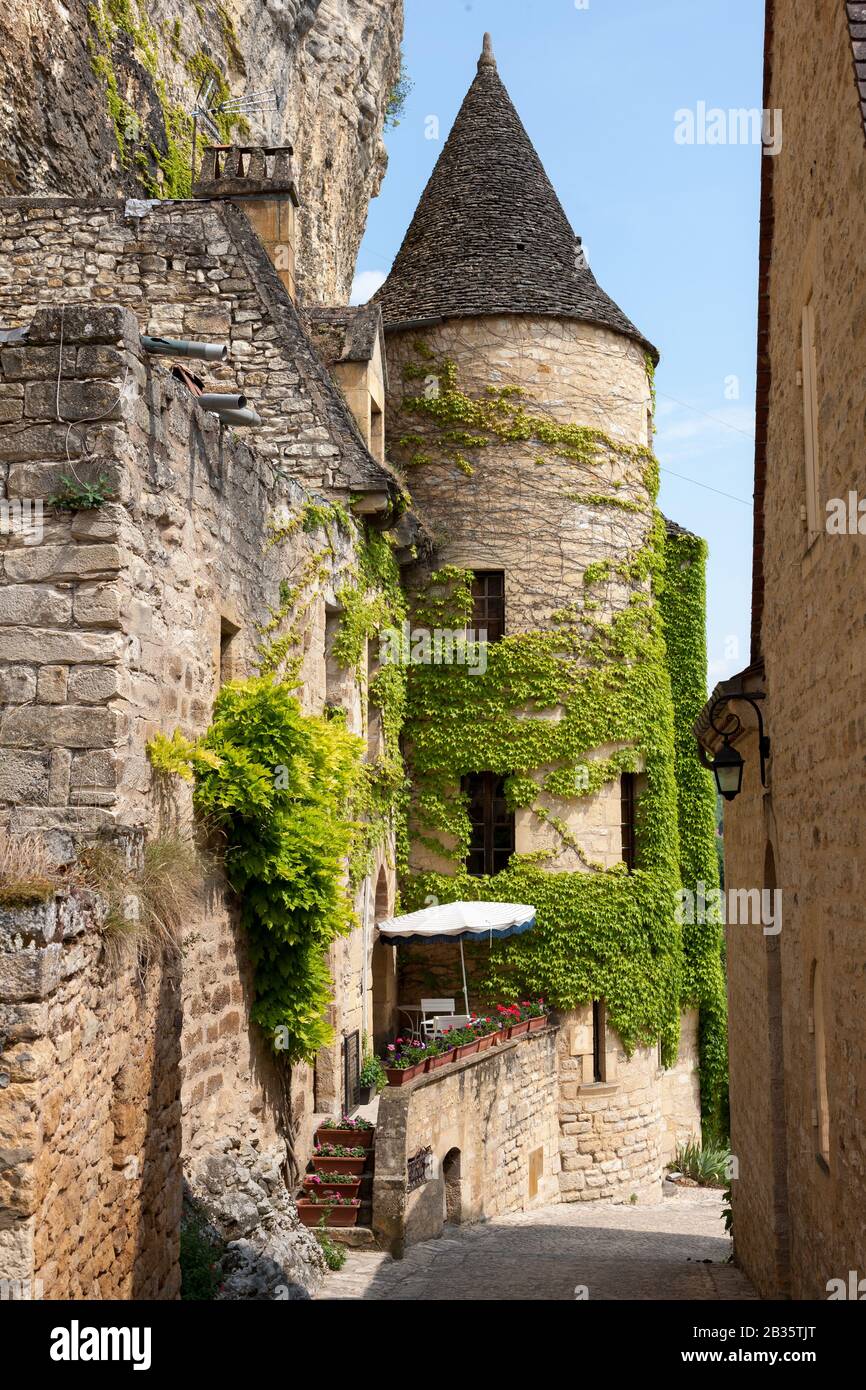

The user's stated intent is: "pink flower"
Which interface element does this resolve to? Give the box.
[387,1044,395,1052]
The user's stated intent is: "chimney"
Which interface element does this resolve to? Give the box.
[193,145,301,301]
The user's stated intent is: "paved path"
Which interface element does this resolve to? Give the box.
[318,1188,758,1301]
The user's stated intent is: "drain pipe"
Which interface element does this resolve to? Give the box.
[140,335,228,363]
[211,405,262,428]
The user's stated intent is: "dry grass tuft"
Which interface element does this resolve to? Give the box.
[81,834,207,972]
[0,830,70,909]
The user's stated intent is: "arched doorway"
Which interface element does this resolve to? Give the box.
[442,1148,463,1225]
[371,867,397,1052]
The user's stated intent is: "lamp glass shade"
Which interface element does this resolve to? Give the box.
[713,741,744,801]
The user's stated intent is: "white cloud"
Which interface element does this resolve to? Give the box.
[350,269,386,305]
[654,400,755,460]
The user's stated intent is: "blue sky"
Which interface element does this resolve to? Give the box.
[352,0,765,688]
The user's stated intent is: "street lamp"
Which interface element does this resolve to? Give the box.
[697,692,769,802]
[711,737,745,801]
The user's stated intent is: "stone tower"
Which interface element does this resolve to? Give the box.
[374,37,721,1202]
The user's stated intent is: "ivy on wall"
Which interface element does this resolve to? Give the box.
[393,352,726,1108]
[147,501,409,1062]
[659,529,728,1128]
[148,677,362,1063]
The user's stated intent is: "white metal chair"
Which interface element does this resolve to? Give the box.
[420,998,455,1040]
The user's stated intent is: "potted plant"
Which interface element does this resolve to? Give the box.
[359,1051,388,1104]
[424,1036,455,1071]
[524,998,549,1032]
[312,1143,368,1175]
[315,1115,375,1149]
[296,1191,361,1229]
[497,1003,529,1038]
[382,1039,428,1085]
[303,1172,362,1199]
[473,1016,499,1050]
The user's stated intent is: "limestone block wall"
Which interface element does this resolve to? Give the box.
[0,887,181,1300]
[0,195,380,493]
[385,315,654,878]
[0,301,398,1292]
[387,314,653,634]
[721,0,866,1300]
[556,1006,698,1204]
[372,1028,560,1254]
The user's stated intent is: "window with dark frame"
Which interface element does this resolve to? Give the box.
[620,772,637,871]
[592,999,605,1083]
[343,1029,361,1113]
[470,571,506,643]
[463,772,515,876]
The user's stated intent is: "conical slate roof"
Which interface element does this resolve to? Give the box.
[374,35,657,360]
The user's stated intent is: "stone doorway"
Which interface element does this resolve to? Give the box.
[443,1147,463,1225]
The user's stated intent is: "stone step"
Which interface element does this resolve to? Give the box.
[320,1224,379,1249]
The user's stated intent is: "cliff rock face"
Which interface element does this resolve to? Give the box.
[0,0,403,301]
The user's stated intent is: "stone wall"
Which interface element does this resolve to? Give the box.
[0,884,181,1299]
[0,0,404,304]
[372,1028,560,1254]
[558,1006,699,1203]
[0,299,397,1294]
[0,194,387,492]
[388,315,653,636]
[720,0,866,1301]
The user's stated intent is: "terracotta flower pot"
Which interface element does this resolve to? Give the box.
[476,1033,495,1051]
[456,1040,480,1059]
[313,1155,367,1175]
[296,1200,360,1229]
[506,1021,530,1039]
[527,1015,547,1032]
[427,1050,454,1071]
[303,1176,361,1198]
[384,1064,422,1087]
[315,1126,375,1149]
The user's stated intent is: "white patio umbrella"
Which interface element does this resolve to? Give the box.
[376,900,536,1016]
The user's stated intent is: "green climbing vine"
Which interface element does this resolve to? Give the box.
[147,500,409,1062]
[391,351,725,1106]
[87,1,250,198]
[148,678,362,1063]
[660,528,728,1130]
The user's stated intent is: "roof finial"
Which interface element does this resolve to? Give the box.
[478,33,496,70]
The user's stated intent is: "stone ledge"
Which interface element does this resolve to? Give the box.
[388,1024,559,1099]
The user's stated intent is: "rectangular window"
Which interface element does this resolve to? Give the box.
[470,571,505,643]
[801,298,821,536]
[592,1000,606,1083]
[219,616,241,687]
[463,772,515,876]
[620,772,637,871]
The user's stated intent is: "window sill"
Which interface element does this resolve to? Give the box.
[576,1082,619,1097]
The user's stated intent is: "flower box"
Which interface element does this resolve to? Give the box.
[385,1064,424,1087]
[303,1176,362,1198]
[455,1039,480,1059]
[315,1124,375,1150]
[313,1154,367,1175]
[426,1049,455,1072]
[507,1021,530,1039]
[527,1014,547,1032]
[476,1033,496,1051]
[296,1199,360,1229]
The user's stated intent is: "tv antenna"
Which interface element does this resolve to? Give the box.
[190,77,279,189]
